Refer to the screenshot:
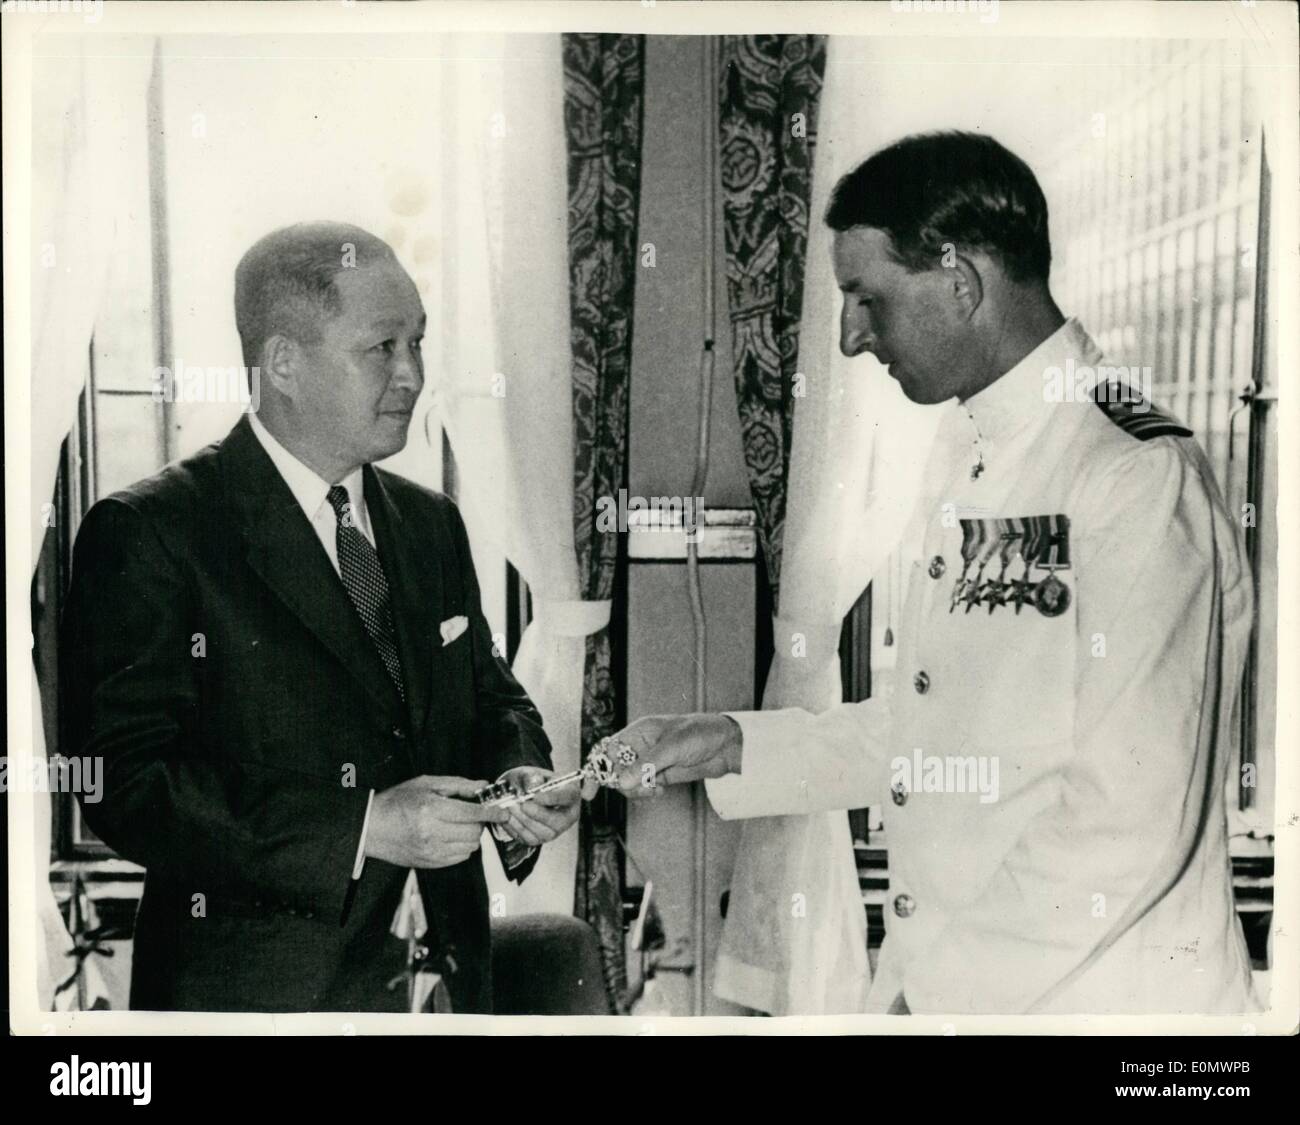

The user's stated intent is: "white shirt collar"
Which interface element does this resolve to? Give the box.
[961,317,1102,443]
[248,411,367,529]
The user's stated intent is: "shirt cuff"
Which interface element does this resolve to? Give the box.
[500,836,537,871]
[351,789,375,879]
[703,709,827,820]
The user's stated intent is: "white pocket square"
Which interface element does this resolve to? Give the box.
[440,615,469,646]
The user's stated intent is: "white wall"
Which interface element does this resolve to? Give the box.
[159,33,512,631]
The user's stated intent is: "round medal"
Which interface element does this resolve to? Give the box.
[1034,573,1071,617]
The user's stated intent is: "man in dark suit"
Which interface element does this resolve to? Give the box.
[61,221,578,1013]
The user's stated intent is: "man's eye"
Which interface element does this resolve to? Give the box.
[410,337,424,351]
[373,340,396,355]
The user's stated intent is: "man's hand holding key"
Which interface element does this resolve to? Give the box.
[365,775,509,869]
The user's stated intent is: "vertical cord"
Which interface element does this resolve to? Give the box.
[146,38,175,463]
[686,35,717,1016]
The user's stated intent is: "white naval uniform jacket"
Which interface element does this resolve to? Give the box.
[706,319,1258,1015]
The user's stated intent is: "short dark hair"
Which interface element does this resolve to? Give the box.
[825,131,1051,283]
[234,221,395,366]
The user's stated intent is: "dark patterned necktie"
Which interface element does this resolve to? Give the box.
[326,485,406,700]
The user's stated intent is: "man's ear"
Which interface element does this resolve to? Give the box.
[262,334,300,400]
[946,252,984,321]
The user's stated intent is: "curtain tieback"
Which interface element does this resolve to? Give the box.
[531,599,612,637]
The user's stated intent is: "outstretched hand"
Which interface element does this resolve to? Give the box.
[588,713,743,799]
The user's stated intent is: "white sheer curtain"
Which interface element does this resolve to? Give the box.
[19,37,154,1012]
[431,34,589,913]
[709,35,940,1015]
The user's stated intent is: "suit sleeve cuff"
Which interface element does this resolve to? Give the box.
[351,789,375,879]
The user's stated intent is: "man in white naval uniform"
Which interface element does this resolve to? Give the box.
[605,132,1258,1015]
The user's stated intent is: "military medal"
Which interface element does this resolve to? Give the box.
[984,520,1022,614]
[950,513,1071,619]
[1034,572,1070,616]
[1008,516,1042,614]
[950,518,980,613]
[1031,514,1072,618]
[964,520,1000,613]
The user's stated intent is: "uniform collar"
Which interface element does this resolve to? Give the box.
[248,410,366,527]
[960,318,1102,445]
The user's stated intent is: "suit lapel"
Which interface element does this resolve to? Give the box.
[219,417,404,724]
[365,465,438,736]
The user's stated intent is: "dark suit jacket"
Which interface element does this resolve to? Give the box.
[60,415,551,1013]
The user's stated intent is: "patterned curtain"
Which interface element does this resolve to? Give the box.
[720,35,826,607]
[563,32,645,1015]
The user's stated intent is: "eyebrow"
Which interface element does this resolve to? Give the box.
[368,314,427,332]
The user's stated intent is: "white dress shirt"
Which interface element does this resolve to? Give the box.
[248,412,375,879]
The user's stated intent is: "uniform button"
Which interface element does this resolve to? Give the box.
[913,671,930,694]
[927,556,946,579]
[893,893,916,919]
[891,781,908,807]
[391,725,407,740]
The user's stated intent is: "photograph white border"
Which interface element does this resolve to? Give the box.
[5,0,1297,1037]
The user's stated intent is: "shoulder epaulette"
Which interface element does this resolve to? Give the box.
[1091,383,1193,441]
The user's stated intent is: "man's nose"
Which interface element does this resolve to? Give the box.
[840,313,875,359]
[391,350,424,392]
